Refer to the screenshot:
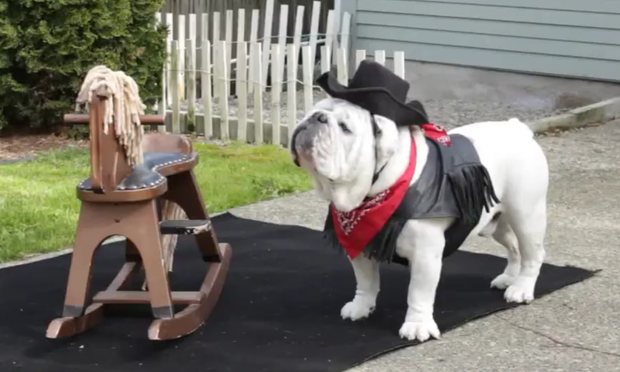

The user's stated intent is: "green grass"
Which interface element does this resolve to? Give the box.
[0,142,313,263]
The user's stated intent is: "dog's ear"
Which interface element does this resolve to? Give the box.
[373,115,400,168]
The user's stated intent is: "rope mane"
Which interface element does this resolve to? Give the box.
[75,65,146,166]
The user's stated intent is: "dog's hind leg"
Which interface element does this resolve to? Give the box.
[341,254,380,321]
[503,201,547,304]
[493,131,548,304]
[490,215,521,290]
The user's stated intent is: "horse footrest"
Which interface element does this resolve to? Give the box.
[159,220,212,235]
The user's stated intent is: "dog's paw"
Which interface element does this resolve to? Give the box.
[398,319,441,342]
[504,277,536,304]
[490,273,516,290]
[341,299,375,321]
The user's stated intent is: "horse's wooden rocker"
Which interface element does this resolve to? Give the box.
[46,66,232,341]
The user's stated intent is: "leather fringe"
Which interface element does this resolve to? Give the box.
[323,217,409,265]
[323,230,345,256]
[447,163,500,226]
[363,218,408,264]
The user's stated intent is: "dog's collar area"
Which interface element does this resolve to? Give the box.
[370,113,387,186]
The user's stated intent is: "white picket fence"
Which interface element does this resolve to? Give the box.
[154,1,407,146]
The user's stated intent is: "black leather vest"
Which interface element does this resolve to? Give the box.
[324,134,500,266]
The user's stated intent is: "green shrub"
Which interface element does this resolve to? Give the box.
[0,0,167,132]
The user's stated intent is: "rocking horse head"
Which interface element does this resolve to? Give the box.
[73,65,147,192]
[71,65,191,194]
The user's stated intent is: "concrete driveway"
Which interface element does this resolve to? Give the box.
[231,120,620,372]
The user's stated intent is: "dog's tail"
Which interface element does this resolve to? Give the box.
[507,117,535,139]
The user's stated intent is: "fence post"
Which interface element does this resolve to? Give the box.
[394,51,405,79]
[172,2,179,50]
[270,44,282,146]
[186,38,196,133]
[293,5,305,63]
[225,10,233,95]
[158,60,167,133]
[212,11,220,43]
[309,1,321,63]
[375,50,386,65]
[236,8,246,100]
[201,40,213,138]
[340,11,352,67]
[248,9,260,95]
[337,47,348,85]
[156,11,171,123]
[189,14,197,82]
[324,10,335,68]
[212,11,220,99]
[287,44,298,143]
[156,12,167,133]
[261,0,275,91]
[277,4,289,85]
[341,0,359,76]
[166,38,173,106]
[196,2,204,71]
[170,40,180,134]
[200,12,209,73]
[355,49,366,71]
[217,40,229,140]
[237,41,248,143]
[236,8,246,79]
[332,0,342,66]
[178,15,186,101]
[302,45,314,114]
[251,42,263,144]
[321,45,331,74]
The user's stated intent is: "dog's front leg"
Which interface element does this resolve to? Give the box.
[341,254,380,321]
[396,219,452,342]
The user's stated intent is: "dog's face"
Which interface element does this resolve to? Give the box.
[290,98,399,212]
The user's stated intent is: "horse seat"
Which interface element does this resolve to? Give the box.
[78,151,193,191]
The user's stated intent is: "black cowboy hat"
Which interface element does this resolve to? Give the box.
[315,59,429,127]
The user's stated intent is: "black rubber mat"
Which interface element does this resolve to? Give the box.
[0,213,597,372]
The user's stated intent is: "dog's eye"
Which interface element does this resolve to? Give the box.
[338,121,351,133]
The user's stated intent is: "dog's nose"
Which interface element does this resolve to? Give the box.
[290,120,310,167]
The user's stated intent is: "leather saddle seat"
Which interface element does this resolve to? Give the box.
[78,151,195,192]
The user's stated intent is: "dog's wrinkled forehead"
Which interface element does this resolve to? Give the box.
[313,98,371,128]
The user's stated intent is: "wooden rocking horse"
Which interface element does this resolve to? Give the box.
[46,66,232,341]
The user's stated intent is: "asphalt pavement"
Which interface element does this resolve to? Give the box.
[232,120,620,372]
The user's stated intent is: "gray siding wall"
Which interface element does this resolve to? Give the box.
[342,0,620,82]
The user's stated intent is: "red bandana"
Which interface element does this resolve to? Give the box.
[421,123,451,147]
[330,124,450,259]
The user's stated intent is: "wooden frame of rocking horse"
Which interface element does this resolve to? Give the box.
[46,92,232,340]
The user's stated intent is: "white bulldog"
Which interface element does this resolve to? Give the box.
[290,97,549,343]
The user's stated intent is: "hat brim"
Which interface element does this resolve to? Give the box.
[316,71,429,126]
